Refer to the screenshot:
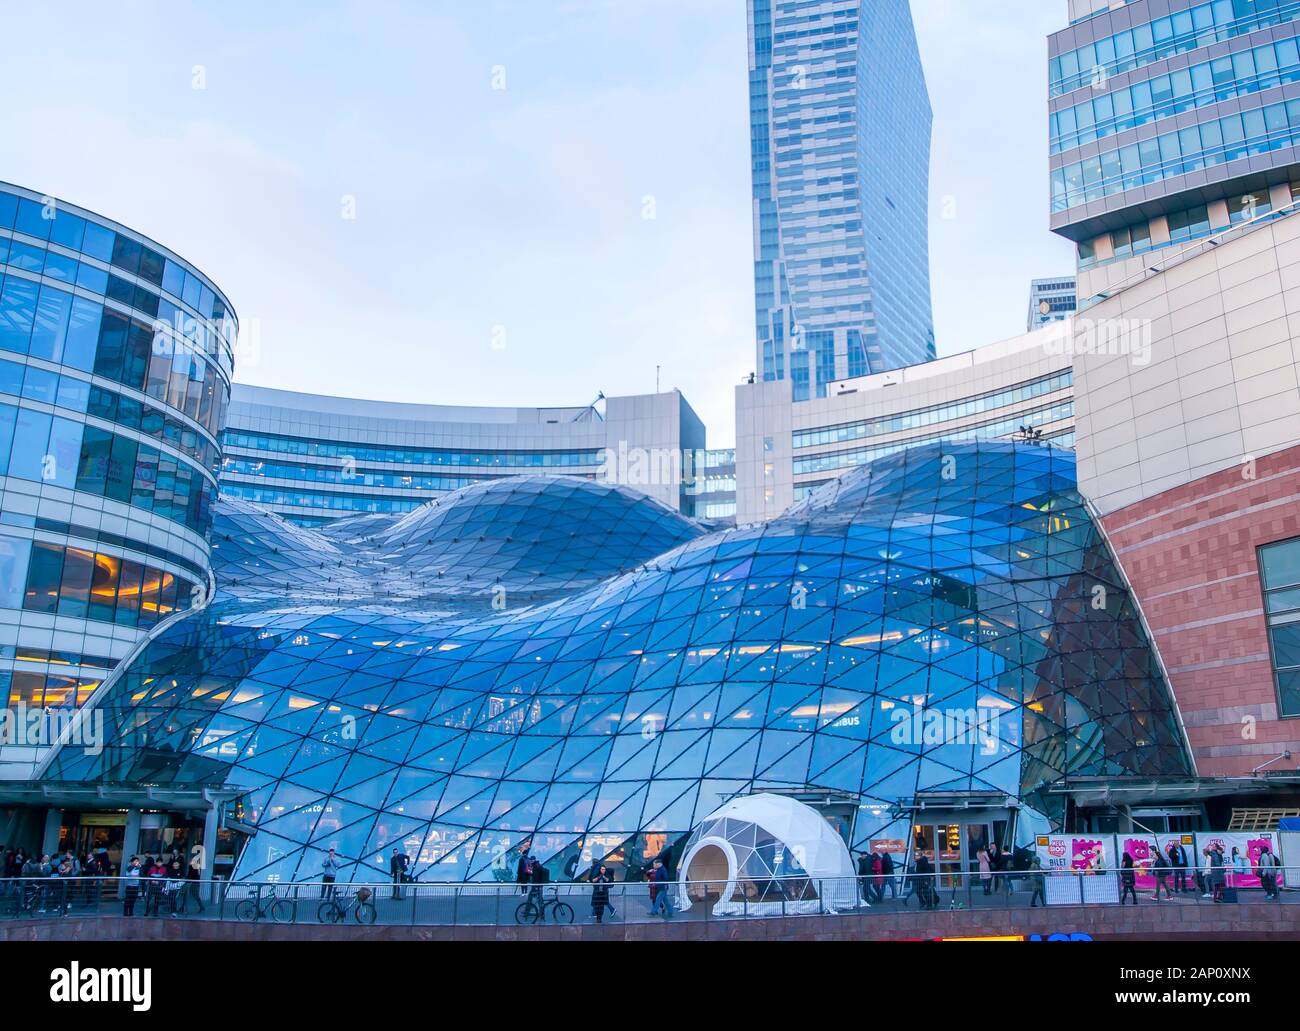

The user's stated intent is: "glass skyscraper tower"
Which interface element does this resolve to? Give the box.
[748,0,935,401]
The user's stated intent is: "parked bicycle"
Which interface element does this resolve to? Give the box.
[318,886,377,925]
[515,885,574,925]
[234,883,294,923]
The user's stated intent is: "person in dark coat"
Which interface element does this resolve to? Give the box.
[590,864,612,924]
[913,853,937,910]
[1120,853,1138,905]
[1167,841,1188,893]
[1029,856,1046,907]
[528,855,548,907]
[880,851,896,900]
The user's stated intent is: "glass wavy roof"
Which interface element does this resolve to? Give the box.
[44,442,1191,882]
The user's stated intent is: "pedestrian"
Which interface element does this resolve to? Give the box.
[529,854,549,908]
[648,858,673,918]
[591,864,612,924]
[880,851,896,900]
[122,856,141,917]
[389,847,409,900]
[144,857,166,916]
[977,845,992,895]
[856,851,872,903]
[913,852,936,910]
[1120,853,1138,904]
[321,846,340,899]
[1029,856,1046,908]
[1167,841,1188,893]
[1256,845,1282,900]
[1230,846,1249,889]
[871,851,885,903]
[182,850,206,914]
[1151,841,1172,900]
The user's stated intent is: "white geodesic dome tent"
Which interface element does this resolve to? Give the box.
[674,793,861,916]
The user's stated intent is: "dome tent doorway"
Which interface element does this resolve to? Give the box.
[675,792,862,916]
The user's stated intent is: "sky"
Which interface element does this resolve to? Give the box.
[0,0,1074,447]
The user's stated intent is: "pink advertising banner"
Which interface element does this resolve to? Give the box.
[1119,834,1192,891]
[1194,833,1287,890]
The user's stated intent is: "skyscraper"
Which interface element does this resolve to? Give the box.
[748,0,935,402]
[1049,0,1300,307]
[1026,275,1077,330]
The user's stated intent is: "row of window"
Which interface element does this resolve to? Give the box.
[1051,35,1300,153]
[2,671,101,711]
[0,403,214,535]
[0,271,230,437]
[793,371,1074,451]
[0,536,196,628]
[793,402,1076,476]
[0,357,219,472]
[1049,0,1297,96]
[222,457,490,493]
[1258,535,1300,717]
[219,483,426,516]
[220,429,604,470]
[0,190,232,343]
[1051,99,1300,212]
[1078,186,1292,270]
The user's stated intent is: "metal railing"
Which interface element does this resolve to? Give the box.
[0,867,1291,927]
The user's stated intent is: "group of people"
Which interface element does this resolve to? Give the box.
[1120,840,1285,904]
[120,851,207,916]
[855,850,898,902]
[2,846,115,914]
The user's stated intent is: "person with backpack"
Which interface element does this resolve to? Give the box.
[1150,841,1172,900]
[1256,845,1282,900]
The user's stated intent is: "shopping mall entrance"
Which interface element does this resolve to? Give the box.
[911,812,1013,887]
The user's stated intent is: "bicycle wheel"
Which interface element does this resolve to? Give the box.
[270,899,295,923]
[235,899,259,922]
[515,900,540,924]
[354,901,377,925]
[552,901,574,924]
[316,901,340,924]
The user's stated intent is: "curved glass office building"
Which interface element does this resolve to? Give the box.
[0,182,234,773]
[44,441,1191,883]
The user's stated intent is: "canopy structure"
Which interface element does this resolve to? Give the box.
[674,793,861,916]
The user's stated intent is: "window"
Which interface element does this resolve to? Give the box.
[1259,536,1300,717]
[1167,204,1210,243]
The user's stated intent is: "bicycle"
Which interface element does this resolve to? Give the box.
[234,883,295,923]
[515,885,574,925]
[317,886,377,925]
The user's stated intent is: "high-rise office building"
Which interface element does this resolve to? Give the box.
[1049,0,1300,306]
[748,0,935,401]
[1027,276,1078,330]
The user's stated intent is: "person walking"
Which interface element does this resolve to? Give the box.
[1151,841,1172,900]
[590,864,612,924]
[856,851,872,903]
[648,858,673,918]
[1029,856,1047,907]
[880,851,896,900]
[122,856,141,917]
[1205,845,1226,902]
[871,851,885,903]
[182,850,206,914]
[977,845,992,896]
[914,853,936,910]
[1120,853,1138,905]
[321,847,340,899]
[1257,845,1282,900]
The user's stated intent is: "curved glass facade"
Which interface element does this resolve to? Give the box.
[46,441,1191,882]
[0,182,234,715]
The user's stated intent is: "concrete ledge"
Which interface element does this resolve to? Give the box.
[1,902,1296,941]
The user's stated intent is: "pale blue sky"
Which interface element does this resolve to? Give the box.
[1,1,1073,445]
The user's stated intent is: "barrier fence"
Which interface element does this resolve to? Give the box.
[0,867,1292,927]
